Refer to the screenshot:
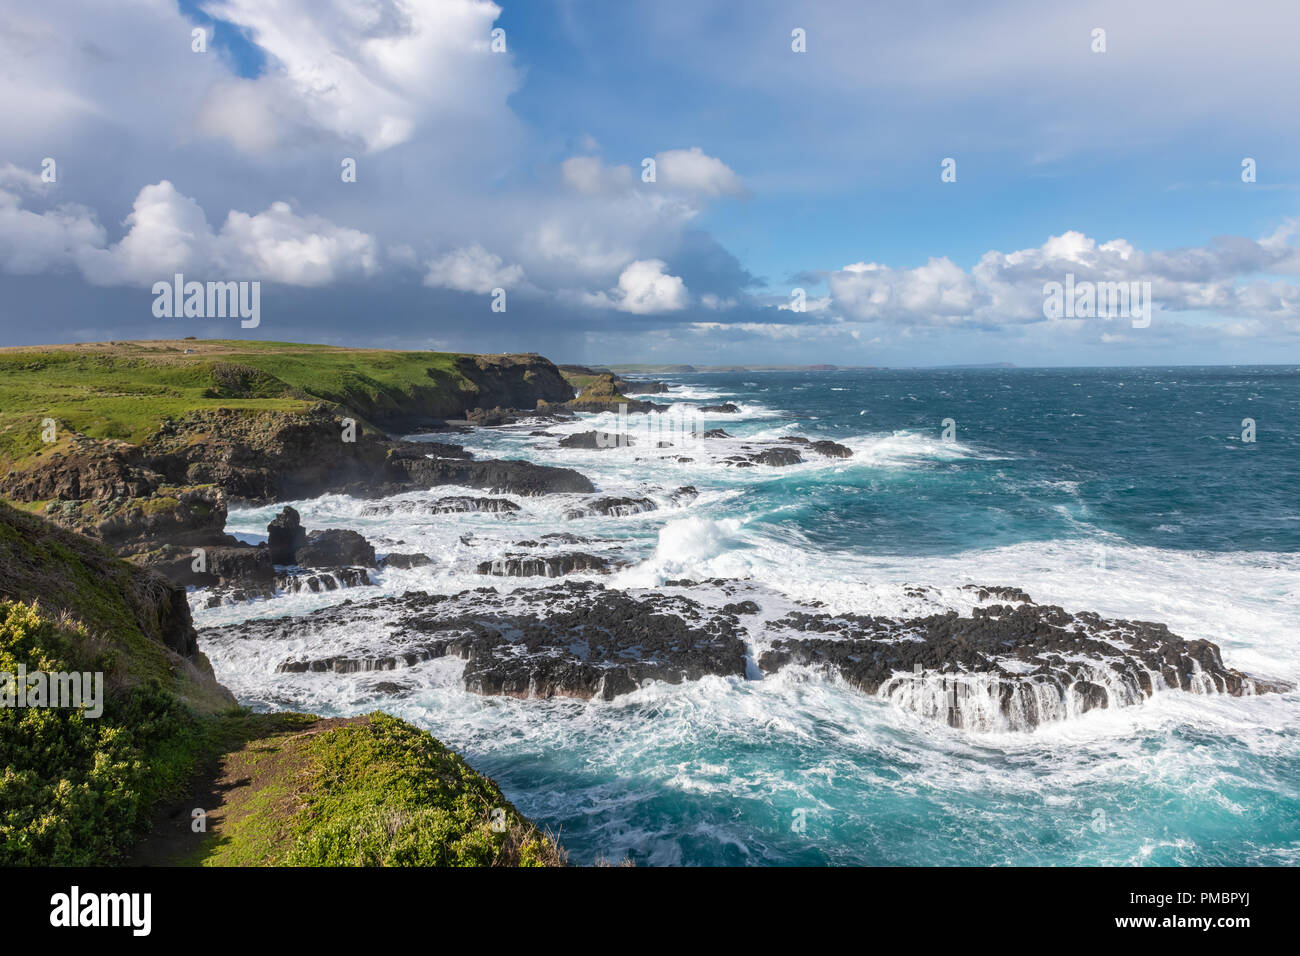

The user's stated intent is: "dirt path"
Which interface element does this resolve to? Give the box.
[127,714,366,867]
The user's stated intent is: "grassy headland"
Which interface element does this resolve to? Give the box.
[0,339,574,865]
[0,499,563,866]
[0,339,572,470]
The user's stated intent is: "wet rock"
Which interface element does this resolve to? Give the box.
[511,532,594,547]
[564,496,658,519]
[622,379,670,394]
[810,440,853,459]
[277,645,443,674]
[466,406,518,427]
[361,496,520,516]
[475,552,616,577]
[393,456,595,495]
[700,403,740,414]
[201,566,372,608]
[295,529,377,568]
[757,601,1288,731]
[726,447,803,467]
[702,429,731,439]
[559,430,636,449]
[206,582,749,701]
[961,584,1033,604]
[267,506,307,564]
[381,553,433,569]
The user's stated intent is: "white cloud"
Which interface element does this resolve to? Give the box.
[613,259,688,313]
[0,189,105,276]
[561,156,635,196]
[655,147,746,197]
[197,0,518,153]
[423,243,523,293]
[826,223,1300,333]
[562,148,745,199]
[0,180,377,286]
[583,259,688,314]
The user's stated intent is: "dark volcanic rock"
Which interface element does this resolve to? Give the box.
[810,440,853,459]
[700,403,740,414]
[393,456,594,495]
[361,496,521,517]
[620,379,670,394]
[152,541,274,587]
[208,583,749,700]
[295,529,377,568]
[267,506,307,564]
[564,496,658,519]
[728,447,803,467]
[200,545,274,585]
[387,441,472,460]
[466,406,518,426]
[756,601,1288,731]
[277,646,443,674]
[201,566,372,608]
[559,430,636,449]
[198,575,1289,725]
[702,429,731,439]
[475,552,616,577]
[381,552,433,569]
[962,584,1033,604]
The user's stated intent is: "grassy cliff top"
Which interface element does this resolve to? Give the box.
[0,339,553,468]
[0,499,231,713]
[147,711,565,867]
[0,498,565,866]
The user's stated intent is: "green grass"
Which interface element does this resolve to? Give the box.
[191,712,564,867]
[0,340,483,467]
[0,501,566,867]
[0,600,211,865]
[0,500,230,709]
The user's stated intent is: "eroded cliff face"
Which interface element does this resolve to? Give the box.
[0,351,583,568]
[328,353,576,432]
[0,499,233,712]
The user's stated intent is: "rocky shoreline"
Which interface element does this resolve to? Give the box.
[2,343,1288,733]
[199,577,1289,729]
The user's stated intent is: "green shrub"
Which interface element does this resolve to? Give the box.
[0,601,205,865]
[284,713,563,867]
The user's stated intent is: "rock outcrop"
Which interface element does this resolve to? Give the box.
[757,598,1291,731]
[475,552,616,577]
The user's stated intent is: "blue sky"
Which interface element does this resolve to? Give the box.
[2,0,1299,366]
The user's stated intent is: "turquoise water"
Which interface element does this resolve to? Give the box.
[202,366,1300,865]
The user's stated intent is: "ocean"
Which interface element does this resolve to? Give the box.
[193,366,1300,866]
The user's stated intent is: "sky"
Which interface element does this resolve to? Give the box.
[1,0,1299,367]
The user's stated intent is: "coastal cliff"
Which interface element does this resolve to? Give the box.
[0,488,562,866]
[0,341,587,577]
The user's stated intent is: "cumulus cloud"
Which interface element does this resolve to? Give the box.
[582,259,689,314]
[423,243,524,293]
[561,156,636,196]
[197,0,518,153]
[825,223,1300,332]
[655,147,747,197]
[0,179,377,286]
[561,148,745,199]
